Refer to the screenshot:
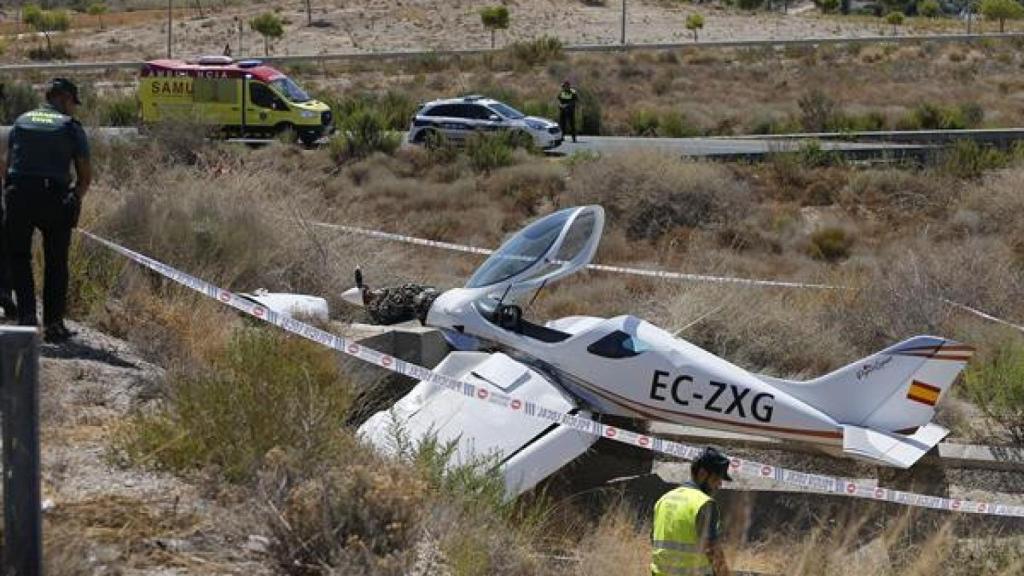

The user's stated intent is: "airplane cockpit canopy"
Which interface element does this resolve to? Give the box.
[465,206,604,299]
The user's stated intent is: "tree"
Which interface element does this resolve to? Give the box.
[886,10,905,34]
[23,5,71,56]
[88,2,108,30]
[685,13,704,41]
[980,0,1024,31]
[479,6,510,49]
[250,12,284,56]
[918,0,942,16]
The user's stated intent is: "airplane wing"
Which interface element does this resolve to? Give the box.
[358,351,598,498]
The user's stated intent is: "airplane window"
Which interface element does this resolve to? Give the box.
[587,330,648,359]
[554,210,596,263]
[466,208,572,288]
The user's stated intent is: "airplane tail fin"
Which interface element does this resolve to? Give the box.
[763,336,974,434]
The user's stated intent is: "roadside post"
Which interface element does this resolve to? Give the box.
[1,327,42,576]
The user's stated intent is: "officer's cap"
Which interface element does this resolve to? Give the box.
[46,78,81,104]
[694,446,732,481]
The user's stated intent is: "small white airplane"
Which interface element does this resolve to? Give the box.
[342,206,973,496]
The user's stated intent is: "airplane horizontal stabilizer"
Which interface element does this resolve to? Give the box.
[841,423,948,468]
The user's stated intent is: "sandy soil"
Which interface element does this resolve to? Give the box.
[0,0,966,63]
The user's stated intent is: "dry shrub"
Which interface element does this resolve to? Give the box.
[261,435,552,576]
[572,502,650,576]
[826,237,1024,353]
[663,283,848,377]
[95,273,237,366]
[955,167,1024,235]
[43,527,93,576]
[113,327,353,482]
[565,152,752,242]
[839,169,954,220]
[761,511,1024,576]
[807,227,854,262]
[263,446,428,574]
[482,162,567,215]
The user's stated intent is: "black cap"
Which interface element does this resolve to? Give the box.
[47,78,81,104]
[694,446,732,481]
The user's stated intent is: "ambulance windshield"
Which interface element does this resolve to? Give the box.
[271,77,311,103]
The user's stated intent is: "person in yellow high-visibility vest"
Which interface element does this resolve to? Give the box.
[652,447,733,576]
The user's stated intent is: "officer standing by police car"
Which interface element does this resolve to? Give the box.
[4,78,91,343]
[557,80,578,143]
[651,447,734,576]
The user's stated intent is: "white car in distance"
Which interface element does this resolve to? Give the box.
[408,95,564,150]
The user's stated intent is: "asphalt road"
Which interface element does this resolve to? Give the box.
[0,126,931,161]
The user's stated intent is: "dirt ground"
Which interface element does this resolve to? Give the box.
[6,321,272,574]
[0,0,977,63]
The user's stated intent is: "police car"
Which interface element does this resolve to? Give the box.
[408,95,563,149]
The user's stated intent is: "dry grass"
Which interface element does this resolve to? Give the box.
[64,118,1024,574]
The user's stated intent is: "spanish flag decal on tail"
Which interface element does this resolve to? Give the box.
[907,380,942,407]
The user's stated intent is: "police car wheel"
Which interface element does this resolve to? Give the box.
[419,129,445,149]
[509,130,534,149]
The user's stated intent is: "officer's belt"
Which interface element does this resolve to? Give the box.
[4,174,69,192]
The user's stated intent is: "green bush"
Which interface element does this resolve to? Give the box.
[508,36,563,67]
[798,89,838,132]
[629,109,660,136]
[918,0,942,16]
[331,107,402,161]
[578,87,603,135]
[0,82,40,123]
[903,102,973,130]
[113,328,353,482]
[964,342,1024,446]
[797,140,844,167]
[940,140,1009,179]
[807,227,853,262]
[27,42,72,61]
[817,0,840,12]
[660,111,701,138]
[328,90,417,132]
[465,130,534,172]
[97,95,138,126]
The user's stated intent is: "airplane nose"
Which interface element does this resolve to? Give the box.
[341,287,365,307]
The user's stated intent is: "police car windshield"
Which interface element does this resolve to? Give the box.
[489,102,525,120]
[466,209,572,288]
[270,77,311,103]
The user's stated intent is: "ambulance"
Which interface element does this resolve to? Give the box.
[139,56,333,145]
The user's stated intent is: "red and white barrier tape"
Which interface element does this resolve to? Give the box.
[80,230,1024,517]
[310,221,1024,332]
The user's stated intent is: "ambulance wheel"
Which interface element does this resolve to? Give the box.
[275,122,298,143]
[299,131,320,148]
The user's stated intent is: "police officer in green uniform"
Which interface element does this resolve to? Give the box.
[651,447,733,576]
[557,80,578,143]
[4,78,91,343]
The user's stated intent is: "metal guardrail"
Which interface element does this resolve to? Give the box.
[725,127,1024,146]
[1,32,1023,73]
[0,327,41,576]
